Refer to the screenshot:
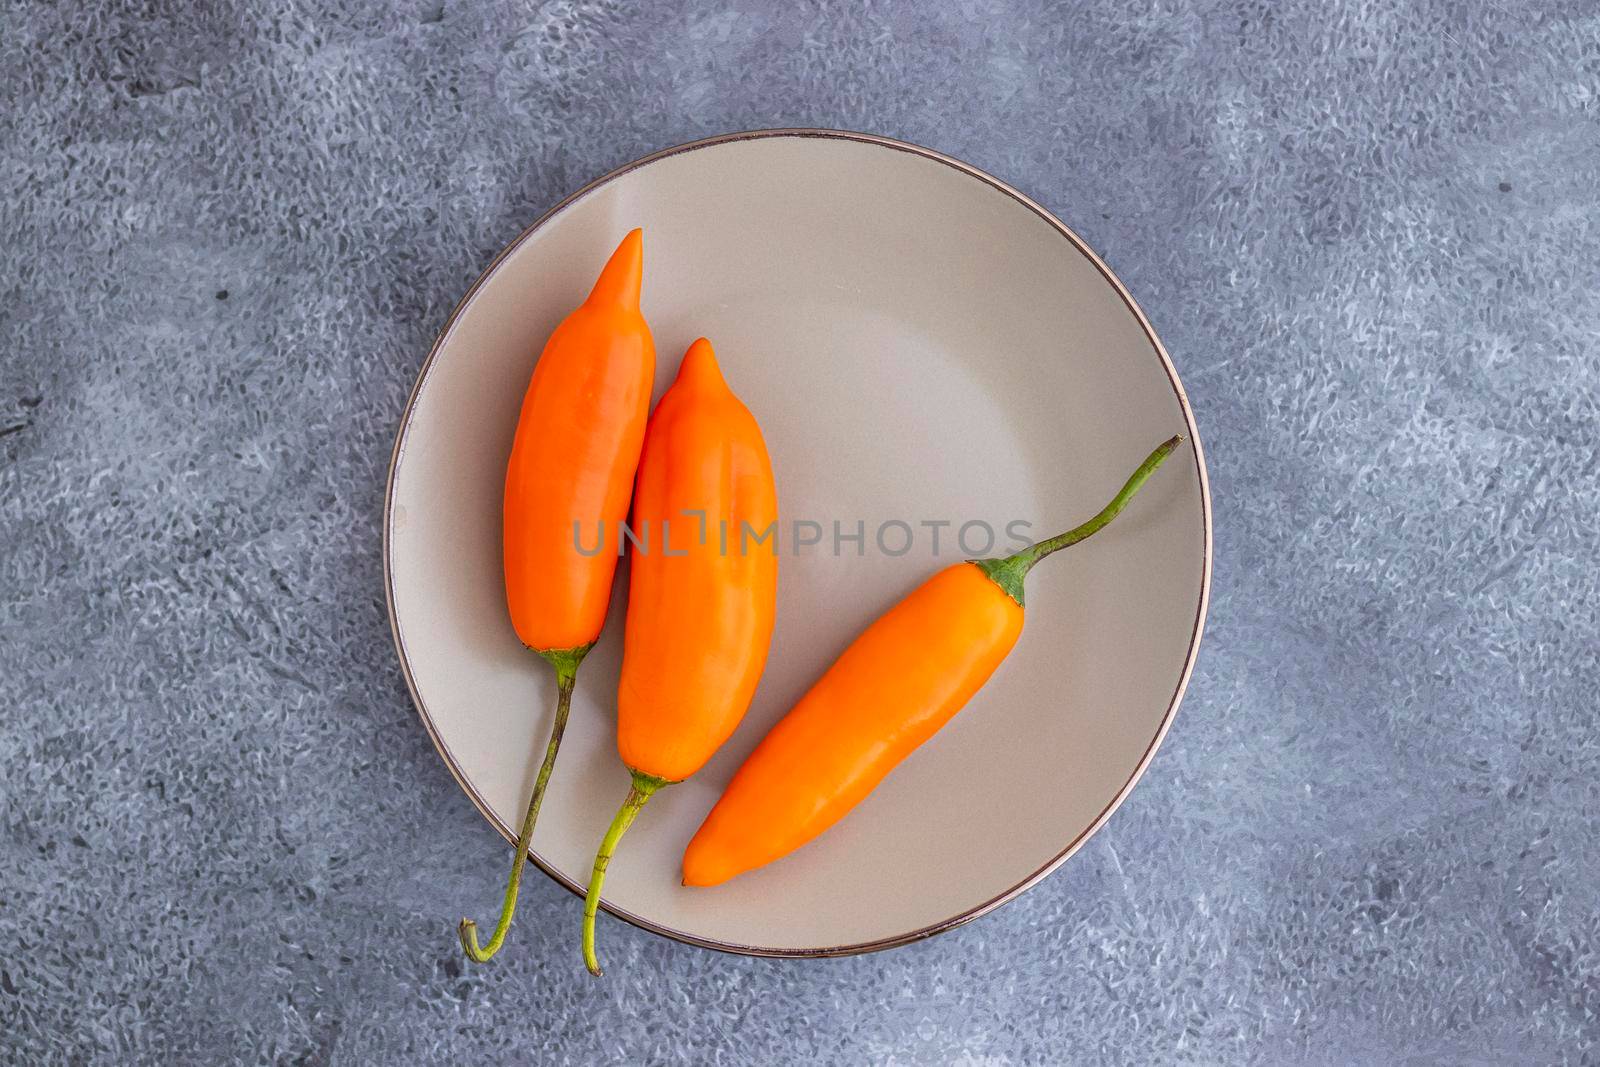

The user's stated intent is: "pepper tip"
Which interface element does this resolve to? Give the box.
[675,337,726,389]
[584,228,644,310]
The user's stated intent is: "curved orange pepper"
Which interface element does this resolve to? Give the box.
[460,230,654,963]
[682,436,1183,888]
[581,338,778,975]
[503,228,653,652]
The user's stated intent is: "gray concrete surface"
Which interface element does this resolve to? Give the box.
[3,1,1598,1063]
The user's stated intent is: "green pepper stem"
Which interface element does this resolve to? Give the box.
[459,644,589,963]
[974,435,1184,605]
[582,770,669,977]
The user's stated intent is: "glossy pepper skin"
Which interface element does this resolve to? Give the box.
[683,562,1019,887]
[581,338,777,975]
[682,436,1183,888]
[504,228,654,652]
[459,230,654,964]
[617,338,780,782]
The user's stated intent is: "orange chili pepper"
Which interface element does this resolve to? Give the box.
[581,338,778,975]
[458,229,654,963]
[681,436,1183,888]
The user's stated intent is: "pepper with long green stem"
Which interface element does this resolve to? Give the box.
[580,339,778,976]
[683,435,1184,888]
[457,230,654,962]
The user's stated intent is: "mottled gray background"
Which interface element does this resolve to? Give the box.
[3,0,1597,1063]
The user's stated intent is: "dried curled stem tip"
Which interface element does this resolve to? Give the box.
[459,919,486,959]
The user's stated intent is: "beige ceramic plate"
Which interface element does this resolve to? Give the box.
[385,129,1210,956]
